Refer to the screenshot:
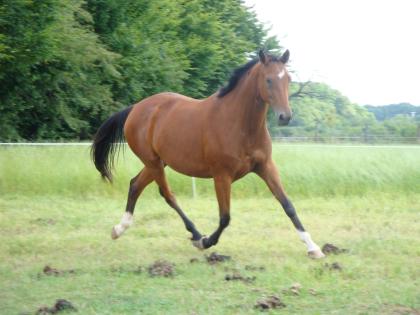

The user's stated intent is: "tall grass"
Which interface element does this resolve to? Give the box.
[1,144,419,198]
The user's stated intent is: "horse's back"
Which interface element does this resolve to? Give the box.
[124,92,212,176]
[125,91,197,130]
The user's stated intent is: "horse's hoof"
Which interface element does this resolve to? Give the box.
[111,226,122,240]
[191,236,208,250]
[308,249,325,259]
[111,213,133,240]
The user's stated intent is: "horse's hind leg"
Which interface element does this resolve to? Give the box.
[151,164,203,242]
[111,168,154,239]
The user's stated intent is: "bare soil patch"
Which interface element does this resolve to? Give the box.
[225,272,256,284]
[35,299,77,314]
[147,260,174,277]
[322,243,348,255]
[324,262,343,271]
[255,295,286,311]
[205,252,231,264]
[42,266,75,277]
[282,282,302,296]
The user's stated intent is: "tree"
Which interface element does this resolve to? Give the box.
[0,0,119,140]
[269,81,377,138]
[0,0,274,140]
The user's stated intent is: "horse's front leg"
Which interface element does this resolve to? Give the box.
[256,160,324,259]
[193,174,231,249]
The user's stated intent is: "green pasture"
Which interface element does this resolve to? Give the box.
[0,144,419,314]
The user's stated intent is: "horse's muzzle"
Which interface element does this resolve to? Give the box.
[278,113,291,126]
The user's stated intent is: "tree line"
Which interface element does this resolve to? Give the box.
[0,0,278,140]
[269,82,420,142]
[1,0,418,142]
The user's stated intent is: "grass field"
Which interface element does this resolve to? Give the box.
[0,144,419,314]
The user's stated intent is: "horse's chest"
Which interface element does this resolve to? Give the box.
[233,150,266,179]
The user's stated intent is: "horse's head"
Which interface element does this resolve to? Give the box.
[257,50,291,126]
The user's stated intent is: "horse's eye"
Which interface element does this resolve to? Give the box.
[266,78,272,87]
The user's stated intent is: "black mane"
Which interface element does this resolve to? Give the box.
[218,58,259,98]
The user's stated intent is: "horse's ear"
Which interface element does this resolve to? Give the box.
[280,49,290,64]
[259,49,268,64]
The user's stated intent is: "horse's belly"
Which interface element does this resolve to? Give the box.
[163,158,212,178]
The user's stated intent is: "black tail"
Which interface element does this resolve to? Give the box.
[91,106,133,182]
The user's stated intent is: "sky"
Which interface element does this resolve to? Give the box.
[244,0,420,105]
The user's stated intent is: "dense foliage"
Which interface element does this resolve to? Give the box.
[0,0,270,140]
[0,0,418,142]
[365,103,419,121]
[0,0,119,140]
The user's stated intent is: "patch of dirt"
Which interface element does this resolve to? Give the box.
[147,260,174,277]
[382,304,420,315]
[324,262,342,271]
[205,252,231,265]
[282,283,302,296]
[308,288,317,296]
[245,265,266,272]
[322,243,348,255]
[255,295,286,311]
[225,272,256,284]
[42,266,75,276]
[36,299,77,314]
[31,218,56,226]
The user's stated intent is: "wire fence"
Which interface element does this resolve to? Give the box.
[272,136,420,144]
[1,136,419,146]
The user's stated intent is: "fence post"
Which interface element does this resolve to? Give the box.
[191,177,197,199]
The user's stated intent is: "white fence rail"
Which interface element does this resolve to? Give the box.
[0,142,91,146]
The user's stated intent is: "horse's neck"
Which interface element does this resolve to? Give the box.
[223,68,269,139]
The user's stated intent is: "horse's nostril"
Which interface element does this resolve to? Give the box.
[278,113,291,126]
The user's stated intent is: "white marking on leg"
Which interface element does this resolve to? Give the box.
[278,69,286,79]
[297,230,321,252]
[191,236,207,250]
[112,212,133,239]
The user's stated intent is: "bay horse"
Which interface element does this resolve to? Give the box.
[92,50,325,259]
